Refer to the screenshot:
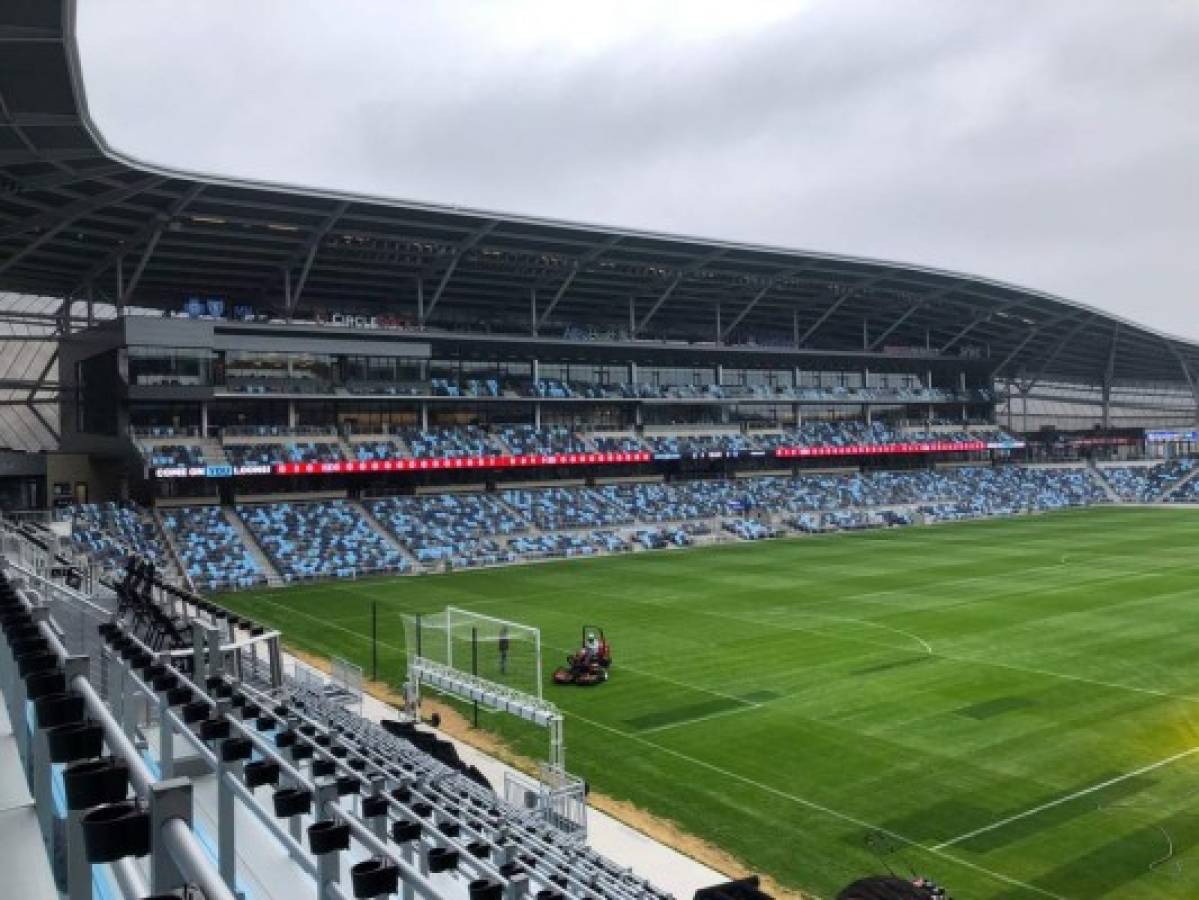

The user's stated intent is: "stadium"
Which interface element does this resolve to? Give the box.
[2,3,1199,900]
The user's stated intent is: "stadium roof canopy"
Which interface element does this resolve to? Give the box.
[2,0,1198,390]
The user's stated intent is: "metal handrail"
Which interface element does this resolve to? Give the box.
[0,568,237,900]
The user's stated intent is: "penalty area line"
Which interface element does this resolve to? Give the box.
[932,744,1199,851]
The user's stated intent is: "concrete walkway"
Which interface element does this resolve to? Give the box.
[0,692,59,899]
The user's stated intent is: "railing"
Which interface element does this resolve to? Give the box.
[0,567,237,900]
[2,525,676,900]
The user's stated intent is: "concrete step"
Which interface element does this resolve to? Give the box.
[1160,464,1199,502]
[354,500,420,568]
[150,506,191,589]
[196,437,230,465]
[1087,466,1122,502]
[493,494,539,535]
[222,506,281,581]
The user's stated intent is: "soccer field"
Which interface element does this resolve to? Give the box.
[220,507,1199,899]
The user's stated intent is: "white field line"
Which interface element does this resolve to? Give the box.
[564,707,1068,900]
[793,612,934,655]
[931,744,1199,851]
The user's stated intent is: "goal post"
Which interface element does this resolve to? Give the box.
[401,605,581,839]
[403,606,544,699]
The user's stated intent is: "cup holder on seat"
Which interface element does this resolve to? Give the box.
[80,800,151,863]
[350,858,399,899]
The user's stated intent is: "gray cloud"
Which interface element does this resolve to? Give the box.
[77,0,1199,338]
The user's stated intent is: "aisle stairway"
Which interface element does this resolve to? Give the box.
[223,506,281,581]
[1162,464,1199,501]
[354,500,420,568]
[1088,466,1121,502]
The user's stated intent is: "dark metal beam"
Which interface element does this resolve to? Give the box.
[24,349,57,402]
[938,299,1023,352]
[285,200,350,315]
[421,220,498,323]
[0,175,164,241]
[65,183,206,298]
[720,268,806,341]
[26,402,59,443]
[631,248,727,336]
[1023,317,1096,390]
[537,235,622,328]
[1165,340,1199,422]
[866,300,924,351]
[796,294,850,346]
[632,273,683,337]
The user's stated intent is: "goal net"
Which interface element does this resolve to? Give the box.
[403,606,543,699]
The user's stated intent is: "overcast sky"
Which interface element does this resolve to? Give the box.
[77,1,1198,338]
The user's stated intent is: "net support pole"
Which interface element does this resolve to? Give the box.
[472,626,479,728]
[371,600,378,681]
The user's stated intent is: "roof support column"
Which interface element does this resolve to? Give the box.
[283,268,293,323]
[415,278,424,325]
[537,235,622,331]
[422,220,498,325]
[632,273,683,338]
[115,257,124,317]
[793,308,800,349]
[57,298,69,337]
[1102,326,1120,430]
[719,268,803,343]
[714,303,721,346]
[120,226,164,309]
[797,293,851,346]
[530,286,537,336]
[1166,342,1199,425]
[867,300,924,351]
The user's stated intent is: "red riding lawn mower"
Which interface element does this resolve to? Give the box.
[552,626,612,686]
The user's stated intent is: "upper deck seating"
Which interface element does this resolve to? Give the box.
[499,425,590,456]
[224,441,345,466]
[398,427,503,459]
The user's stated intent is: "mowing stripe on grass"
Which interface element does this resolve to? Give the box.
[635,699,764,735]
[931,744,1199,851]
[564,707,1068,900]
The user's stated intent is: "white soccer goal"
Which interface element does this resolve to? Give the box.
[404,606,544,699]
[401,606,584,839]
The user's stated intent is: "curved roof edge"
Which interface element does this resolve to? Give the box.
[63,3,1190,354]
[0,0,1192,390]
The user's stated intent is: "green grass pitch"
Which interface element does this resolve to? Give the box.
[219,507,1199,899]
